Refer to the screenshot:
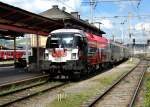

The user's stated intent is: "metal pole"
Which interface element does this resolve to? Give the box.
[90,0,96,23]
[25,35,29,64]
[120,26,124,43]
[14,36,16,64]
[133,41,135,56]
[128,12,132,61]
[90,0,93,23]
[36,33,40,72]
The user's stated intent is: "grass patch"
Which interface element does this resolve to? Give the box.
[48,73,122,107]
[144,72,150,107]
[47,58,140,107]
[49,93,89,107]
[126,58,139,64]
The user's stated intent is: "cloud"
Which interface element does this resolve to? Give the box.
[100,19,113,29]
[0,0,81,13]
[116,2,131,12]
[135,22,150,32]
[115,1,139,13]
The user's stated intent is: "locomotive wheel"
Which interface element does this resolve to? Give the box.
[98,64,102,71]
[74,72,81,80]
[104,63,109,69]
[69,71,81,81]
[81,68,88,76]
[49,68,57,78]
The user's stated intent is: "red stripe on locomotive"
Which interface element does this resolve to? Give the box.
[85,32,108,65]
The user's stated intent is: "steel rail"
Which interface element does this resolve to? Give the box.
[0,74,49,96]
[85,61,141,107]
[128,62,147,107]
[0,79,47,96]
[0,82,68,107]
[0,74,49,89]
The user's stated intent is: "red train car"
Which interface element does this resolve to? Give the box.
[0,50,31,60]
[33,28,129,78]
[85,32,108,70]
[42,29,111,78]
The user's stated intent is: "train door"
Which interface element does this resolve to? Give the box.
[16,51,22,59]
[4,51,6,59]
[1,51,4,60]
[10,51,13,59]
[74,34,88,69]
[6,51,9,59]
[17,51,23,59]
[16,51,20,59]
[8,52,11,59]
[12,52,14,59]
[0,51,1,60]
[110,42,115,62]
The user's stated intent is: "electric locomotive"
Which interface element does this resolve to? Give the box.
[44,29,88,77]
[43,29,108,78]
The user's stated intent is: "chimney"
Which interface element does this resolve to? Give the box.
[53,5,58,9]
[62,7,66,11]
[78,15,80,19]
[85,19,89,23]
[71,12,79,19]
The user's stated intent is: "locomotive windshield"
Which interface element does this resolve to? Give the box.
[46,33,82,48]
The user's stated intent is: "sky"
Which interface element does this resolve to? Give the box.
[0,0,150,44]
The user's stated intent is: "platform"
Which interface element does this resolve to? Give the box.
[0,66,43,85]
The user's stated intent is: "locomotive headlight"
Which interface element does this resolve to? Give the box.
[71,53,76,59]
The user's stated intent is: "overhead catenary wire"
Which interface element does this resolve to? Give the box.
[82,0,141,24]
[94,14,150,19]
[82,0,140,3]
[130,0,139,13]
[137,0,142,8]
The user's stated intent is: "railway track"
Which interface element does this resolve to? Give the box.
[0,74,49,91]
[0,80,68,107]
[83,60,147,107]
[0,74,69,107]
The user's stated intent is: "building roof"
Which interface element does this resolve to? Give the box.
[0,2,64,38]
[40,5,105,35]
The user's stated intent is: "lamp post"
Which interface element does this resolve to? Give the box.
[128,12,133,61]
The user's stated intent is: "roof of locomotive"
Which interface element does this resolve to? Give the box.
[85,32,108,43]
[93,34,108,43]
[50,29,85,35]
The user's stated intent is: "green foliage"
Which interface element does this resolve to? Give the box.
[48,93,90,107]
[144,73,150,107]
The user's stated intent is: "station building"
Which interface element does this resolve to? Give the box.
[30,5,105,48]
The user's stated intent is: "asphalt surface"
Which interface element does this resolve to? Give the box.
[0,66,43,85]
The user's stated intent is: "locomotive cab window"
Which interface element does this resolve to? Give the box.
[74,35,83,49]
[75,34,87,49]
[46,33,84,49]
